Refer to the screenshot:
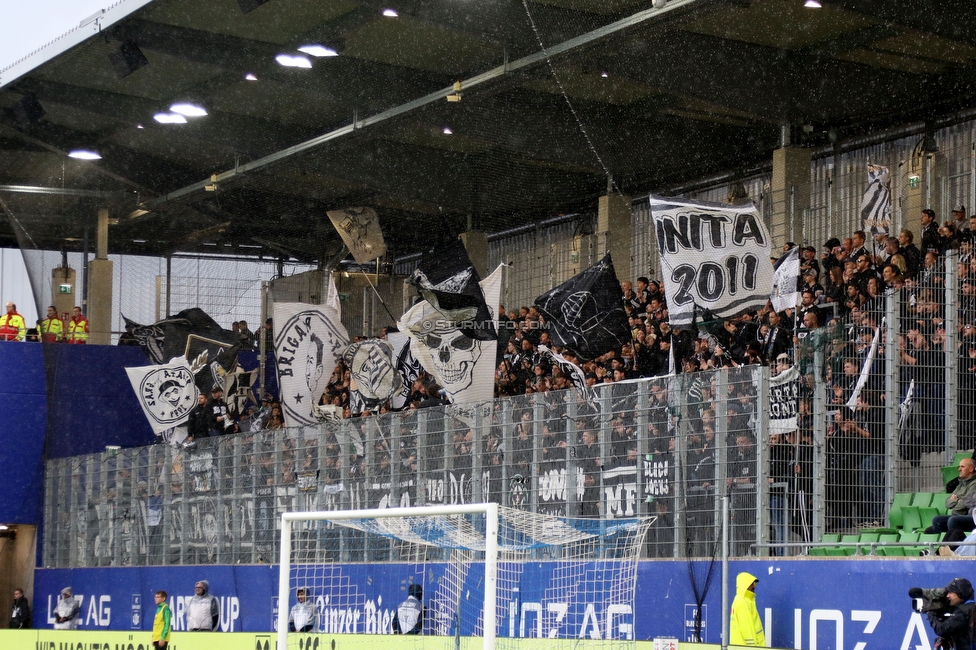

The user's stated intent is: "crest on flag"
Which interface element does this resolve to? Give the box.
[126,357,199,434]
[861,164,891,238]
[650,196,774,328]
[534,253,631,361]
[223,366,259,416]
[273,303,349,426]
[327,207,387,264]
[344,339,401,404]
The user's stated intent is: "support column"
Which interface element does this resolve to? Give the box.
[900,150,946,240]
[598,194,632,281]
[87,208,113,344]
[51,266,76,316]
[460,230,488,279]
[770,145,811,247]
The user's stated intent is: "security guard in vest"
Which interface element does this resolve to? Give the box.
[66,306,89,344]
[40,305,65,342]
[0,302,26,341]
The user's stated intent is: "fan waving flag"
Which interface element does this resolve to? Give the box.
[410,238,496,341]
[650,196,774,328]
[861,164,891,238]
[273,302,349,426]
[327,207,387,264]
[534,253,631,361]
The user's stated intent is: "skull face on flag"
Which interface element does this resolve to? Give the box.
[343,339,401,402]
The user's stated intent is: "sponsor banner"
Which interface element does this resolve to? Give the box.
[32,560,960,647]
[650,196,774,328]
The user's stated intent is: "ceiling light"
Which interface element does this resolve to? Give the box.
[67,150,102,160]
[382,8,398,17]
[298,45,338,57]
[276,54,312,68]
[442,127,453,135]
[132,239,147,243]
[245,73,258,81]
[600,71,609,78]
[804,0,822,7]
[170,103,207,117]
[136,124,144,129]
[154,113,187,124]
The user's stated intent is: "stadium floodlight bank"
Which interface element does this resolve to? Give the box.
[277,503,653,650]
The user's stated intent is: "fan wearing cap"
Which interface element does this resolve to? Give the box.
[730,572,764,646]
[926,577,975,650]
[952,205,969,232]
[207,386,232,437]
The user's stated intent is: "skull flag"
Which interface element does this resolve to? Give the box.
[410,237,496,341]
[399,264,503,406]
[534,253,632,361]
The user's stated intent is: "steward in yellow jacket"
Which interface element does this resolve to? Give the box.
[730,571,765,647]
[0,302,26,341]
[40,306,64,342]
[67,306,89,344]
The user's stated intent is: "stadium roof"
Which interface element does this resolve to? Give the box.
[2,0,976,263]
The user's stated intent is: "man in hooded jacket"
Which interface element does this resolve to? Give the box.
[730,572,764,646]
[187,580,219,631]
[922,577,975,650]
[52,587,80,630]
[392,583,424,634]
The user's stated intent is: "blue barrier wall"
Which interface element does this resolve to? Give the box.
[0,344,46,523]
[34,559,952,648]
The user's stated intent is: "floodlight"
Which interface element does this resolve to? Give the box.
[67,150,102,160]
[804,0,822,7]
[298,45,338,57]
[170,103,208,117]
[382,8,398,17]
[245,73,258,81]
[276,54,313,68]
[442,127,453,135]
[154,113,188,124]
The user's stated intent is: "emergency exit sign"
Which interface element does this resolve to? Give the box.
[58,284,72,294]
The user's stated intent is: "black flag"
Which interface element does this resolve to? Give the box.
[123,308,240,393]
[534,253,631,361]
[410,237,496,340]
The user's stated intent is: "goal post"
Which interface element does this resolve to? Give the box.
[278,503,501,650]
[277,503,653,650]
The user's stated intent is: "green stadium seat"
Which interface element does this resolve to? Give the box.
[942,466,960,486]
[955,451,972,465]
[840,534,860,555]
[917,507,940,530]
[808,547,827,556]
[876,533,902,557]
[901,506,924,532]
[889,493,913,528]
[911,492,935,508]
[821,533,841,543]
[858,532,880,555]
[918,533,942,555]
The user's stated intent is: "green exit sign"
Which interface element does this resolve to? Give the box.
[909,174,921,189]
[58,284,73,294]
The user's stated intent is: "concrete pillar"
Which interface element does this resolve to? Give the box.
[51,267,76,316]
[460,230,489,279]
[86,208,113,344]
[770,147,811,247]
[598,194,633,281]
[900,152,946,241]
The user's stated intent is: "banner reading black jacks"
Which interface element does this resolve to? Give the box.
[650,196,774,329]
[534,253,632,361]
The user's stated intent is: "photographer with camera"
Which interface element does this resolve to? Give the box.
[910,577,975,650]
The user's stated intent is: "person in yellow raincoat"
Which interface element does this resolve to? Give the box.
[730,571,765,646]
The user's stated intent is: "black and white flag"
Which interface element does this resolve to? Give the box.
[273,302,349,426]
[223,366,258,416]
[398,265,503,406]
[343,338,402,409]
[769,364,799,435]
[126,356,199,434]
[846,324,880,409]
[538,344,593,401]
[650,196,774,328]
[770,246,800,312]
[327,207,387,265]
[387,331,423,410]
[861,164,891,238]
[534,253,631,361]
[410,238,496,341]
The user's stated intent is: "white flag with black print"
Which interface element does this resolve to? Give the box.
[327,207,387,265]
[770,246,800,312]
[126,356,199,434]
[650,196,774,328]
[343,338,401,410]
[769,363,799,435]
[861,164,891,238]
[398,264,503,406]
[273,302,349,426]
[387,331,423,410]
[846,324,880,410]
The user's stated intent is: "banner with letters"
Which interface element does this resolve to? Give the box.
[125,356,199,434]
[650,196,774,328]
[769,364,799,435]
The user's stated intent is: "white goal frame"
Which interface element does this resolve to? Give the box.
[277,503,500,650]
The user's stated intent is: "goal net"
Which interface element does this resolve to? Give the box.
[277,503,653,650]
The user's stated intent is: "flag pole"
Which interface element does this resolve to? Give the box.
[360,268,398,325]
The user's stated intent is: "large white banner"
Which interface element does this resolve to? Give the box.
[769,364,799,435]
[650,196,774,328]
[125,356,199,434]
[397,264,503,407]
[273,302,349,426]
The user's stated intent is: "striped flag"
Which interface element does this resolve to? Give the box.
[860,164,891,238]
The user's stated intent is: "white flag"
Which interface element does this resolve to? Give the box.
[769,364,799,435]
[397,264,503,406]
[126,356,199,434]
[327,207,387,265]
[650,196,774,328]
[861,164,891,238]
[770,246,800,312]
[273,302,349,426]
[846,325,880,410]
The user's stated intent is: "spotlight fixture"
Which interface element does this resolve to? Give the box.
[275,54,312,68]
[804,0,822,7]
[382,8,398,17]
[68,150,102,160]
[442,126,453,135]
[153,112,188,124]
[170,103,208,117]
[600,71,609,78]
[136,124,144,129]
[108,40,149,79]
[245,73,258,81]
[298,45,338,57]
[12,93,44,129]
[446,80,462,102]
[237,0,271,14]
